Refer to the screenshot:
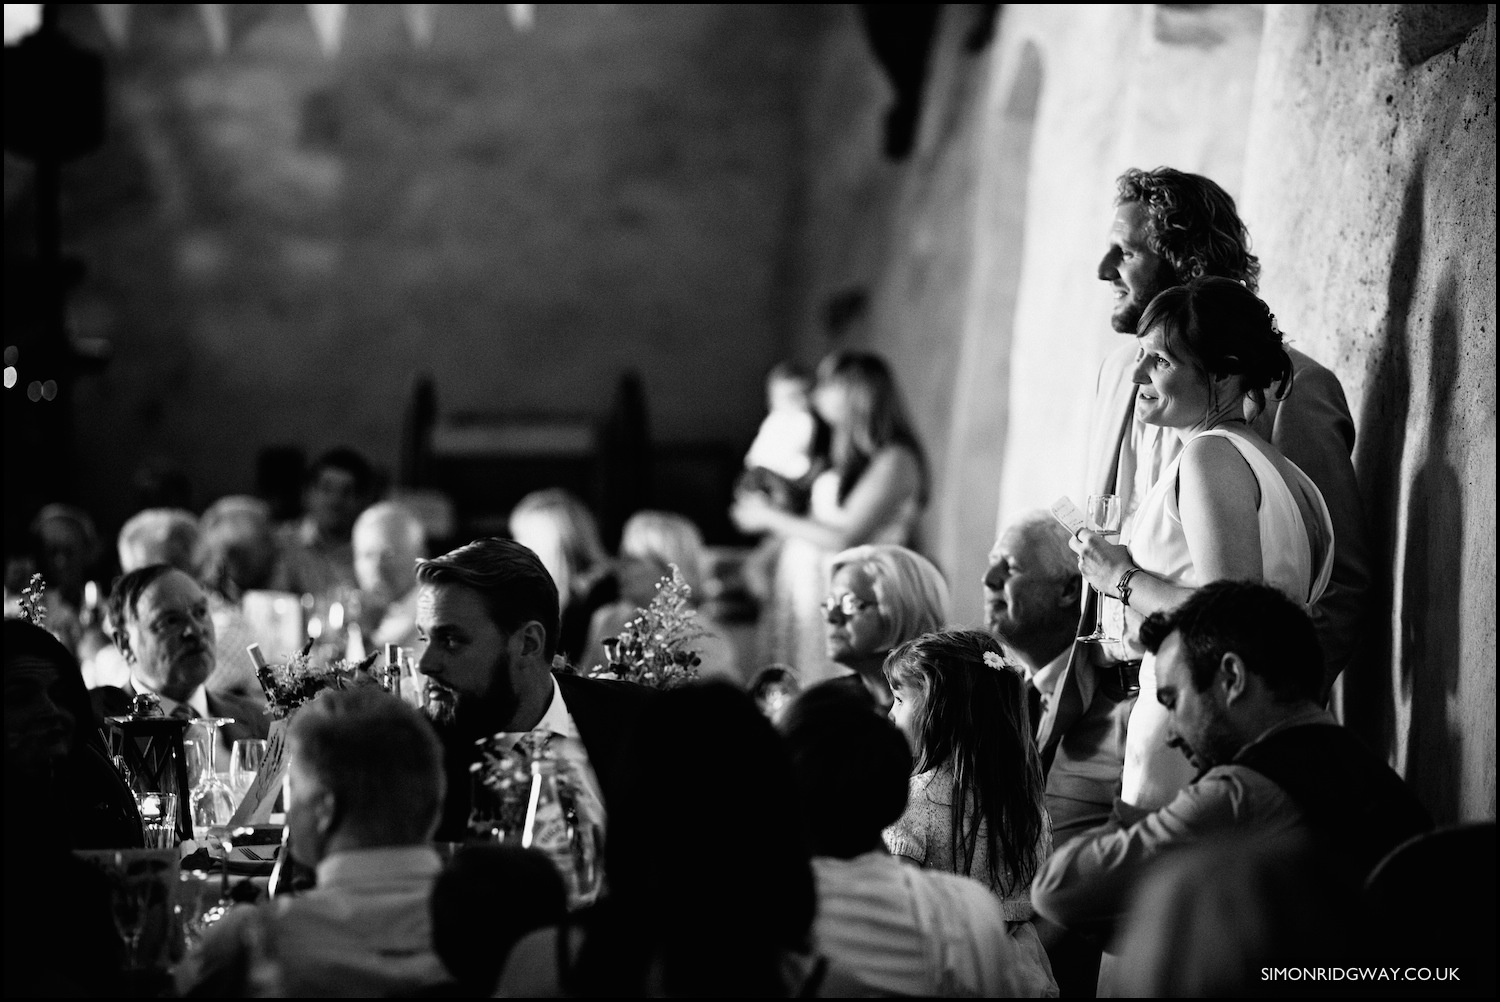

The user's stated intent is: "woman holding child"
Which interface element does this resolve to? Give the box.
[1069,277,1335,810]
[733,352,928,685]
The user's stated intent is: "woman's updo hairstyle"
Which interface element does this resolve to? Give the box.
[1137,276,1294,420]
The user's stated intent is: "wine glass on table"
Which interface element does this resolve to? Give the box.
[1078,494,1124,643]
[185,719,237,839]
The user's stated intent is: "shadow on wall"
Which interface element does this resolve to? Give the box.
[1345,168,1422,767]
[1400,269,1464,824]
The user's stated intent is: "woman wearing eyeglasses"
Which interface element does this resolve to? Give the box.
[817,544,948,710]
[732,352,929,685]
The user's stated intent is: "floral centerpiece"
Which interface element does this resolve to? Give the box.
[226,642,380,827]
[254,641,382,720]
[587,564,706,690]
[469,730,581,841]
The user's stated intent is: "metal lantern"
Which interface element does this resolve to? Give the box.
[105,694,194,843]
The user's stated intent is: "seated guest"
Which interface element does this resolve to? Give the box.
[415,538,652,842]
[1112,832,1366,996]
[23,503,101,653]
[117,508,200,574]
[1031,582,1432,949]
[276,446,374,601]
[508,488,617,664]
[587,510,738,682]
[985,518,1122,1002]
[784,683,1056,997]
[92,565,269,762]
[87,507,202,690]
[194,495,288,701]
[175,687,451,997]
[883,629,1054,985]
[5,619,143,848]
[818,543,948,711]
[430,845,567,996]
[498,683,866,997]
[352,501,426,653]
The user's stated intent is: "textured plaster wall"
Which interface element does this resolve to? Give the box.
[800,4,1493,818]
[1240,5,1496,823]
[21,4,814,531]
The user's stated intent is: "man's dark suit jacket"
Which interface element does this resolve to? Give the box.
[434,671,656,843]
[91,681,271,761]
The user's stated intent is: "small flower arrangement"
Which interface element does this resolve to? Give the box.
[470,730,581,840]
[588,564,706,690]
[254,641,381,720]
[20,573,47,628]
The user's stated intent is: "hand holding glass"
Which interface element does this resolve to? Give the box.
[1078,494,1124,643]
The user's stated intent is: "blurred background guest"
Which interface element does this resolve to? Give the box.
[429,845,568,997]
[116,508,200,576]
[784,682,1055,997]
[817,543,948,710]
[883,629,1053,988]
[508,488,617,664]
[194,495,289,702]
[277,447,375,602]
[586,510,739,682]
[176,687,450,997]
[4,619,143,849]
[498,683,864,997]
[1111,833,1364,997]
[734,351,928,684]
[351,501,426,654]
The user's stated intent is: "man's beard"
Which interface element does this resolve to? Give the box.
[424,654,521,735]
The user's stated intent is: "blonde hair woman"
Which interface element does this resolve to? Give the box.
[820,544,948,709]
[733,352,929,684]
[508,489,613,662]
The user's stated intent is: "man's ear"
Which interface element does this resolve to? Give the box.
[1219,652,1250,704]
[1058,573,1083,609]
[517,620,548,660]
[113,627,135,663]
[316,788,340,841]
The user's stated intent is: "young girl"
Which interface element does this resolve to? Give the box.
[883,630,1051,922]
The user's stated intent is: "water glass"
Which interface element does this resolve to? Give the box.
[230,739,268,802]
[136,792,178,849]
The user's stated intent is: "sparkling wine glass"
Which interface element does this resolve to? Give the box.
[110,854,158,971]
[1078,493,1124,642]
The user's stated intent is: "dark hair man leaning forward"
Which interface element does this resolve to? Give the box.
[414,537,653,843]
[1031,581,1430,993]
[1082,166,1369,698]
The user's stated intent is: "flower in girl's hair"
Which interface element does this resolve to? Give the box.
[983,651,1004,670]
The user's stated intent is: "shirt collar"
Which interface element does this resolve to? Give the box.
[496,675,579,750]
[1235,705,1339,760]
[1030,646,1070,698]
[315,845,443,890]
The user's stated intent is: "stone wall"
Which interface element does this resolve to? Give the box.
[795,3,1494,821]
[18,4,818,531]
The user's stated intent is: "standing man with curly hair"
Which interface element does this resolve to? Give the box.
[1076,168,1368,700]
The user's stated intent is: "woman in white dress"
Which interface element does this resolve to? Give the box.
[1069,277,1335,810]
[732,352,928,686]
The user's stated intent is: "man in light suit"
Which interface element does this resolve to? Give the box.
[92,565,270,762]
[1033,168,1369,997]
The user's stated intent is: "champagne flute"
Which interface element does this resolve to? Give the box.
[110,854,156,972]
[1078,494,1124,642]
